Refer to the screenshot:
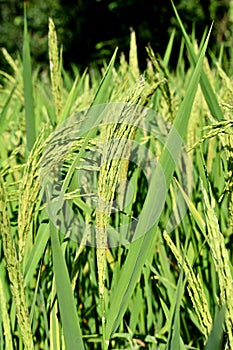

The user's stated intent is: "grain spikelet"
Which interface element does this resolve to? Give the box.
[216,62,233,101]
[163,231,212,337]
[0,274,13,350]
[201,180,233,348]
[129,28,140,80]
[146,45,176,120]
[0,173,34,350]
[18,131,47,263]
[189,119,233,228]
[1,48,21,76]
[187,83,208,155]
[188,120,233,151]
[95,78,145,347]
[48,18,63,123]
[215,63,233,227]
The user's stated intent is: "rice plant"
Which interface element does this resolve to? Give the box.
[0,4,232,350]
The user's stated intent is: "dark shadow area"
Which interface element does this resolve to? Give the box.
[0,0,232,73]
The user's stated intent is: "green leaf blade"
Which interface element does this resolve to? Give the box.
[171,0,224,122]
[50,224,85,350]
[23,4,36,151]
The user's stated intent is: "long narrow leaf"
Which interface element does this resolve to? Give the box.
[204,307,225,350]
[171,0,224,122]
[50,223,84,350]
[166,268,185,350]
[91,48,118,106]
[23,4,36,151]
[163,28,176,67]
[24,223,50,285]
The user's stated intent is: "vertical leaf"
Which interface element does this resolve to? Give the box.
[23,4,36,151]
[171,0,224,122]
[50,223,85,350]
[204,308,225,350]
[166,269,185,350]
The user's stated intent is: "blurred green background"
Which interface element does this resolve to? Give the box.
[0,0,233,72]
